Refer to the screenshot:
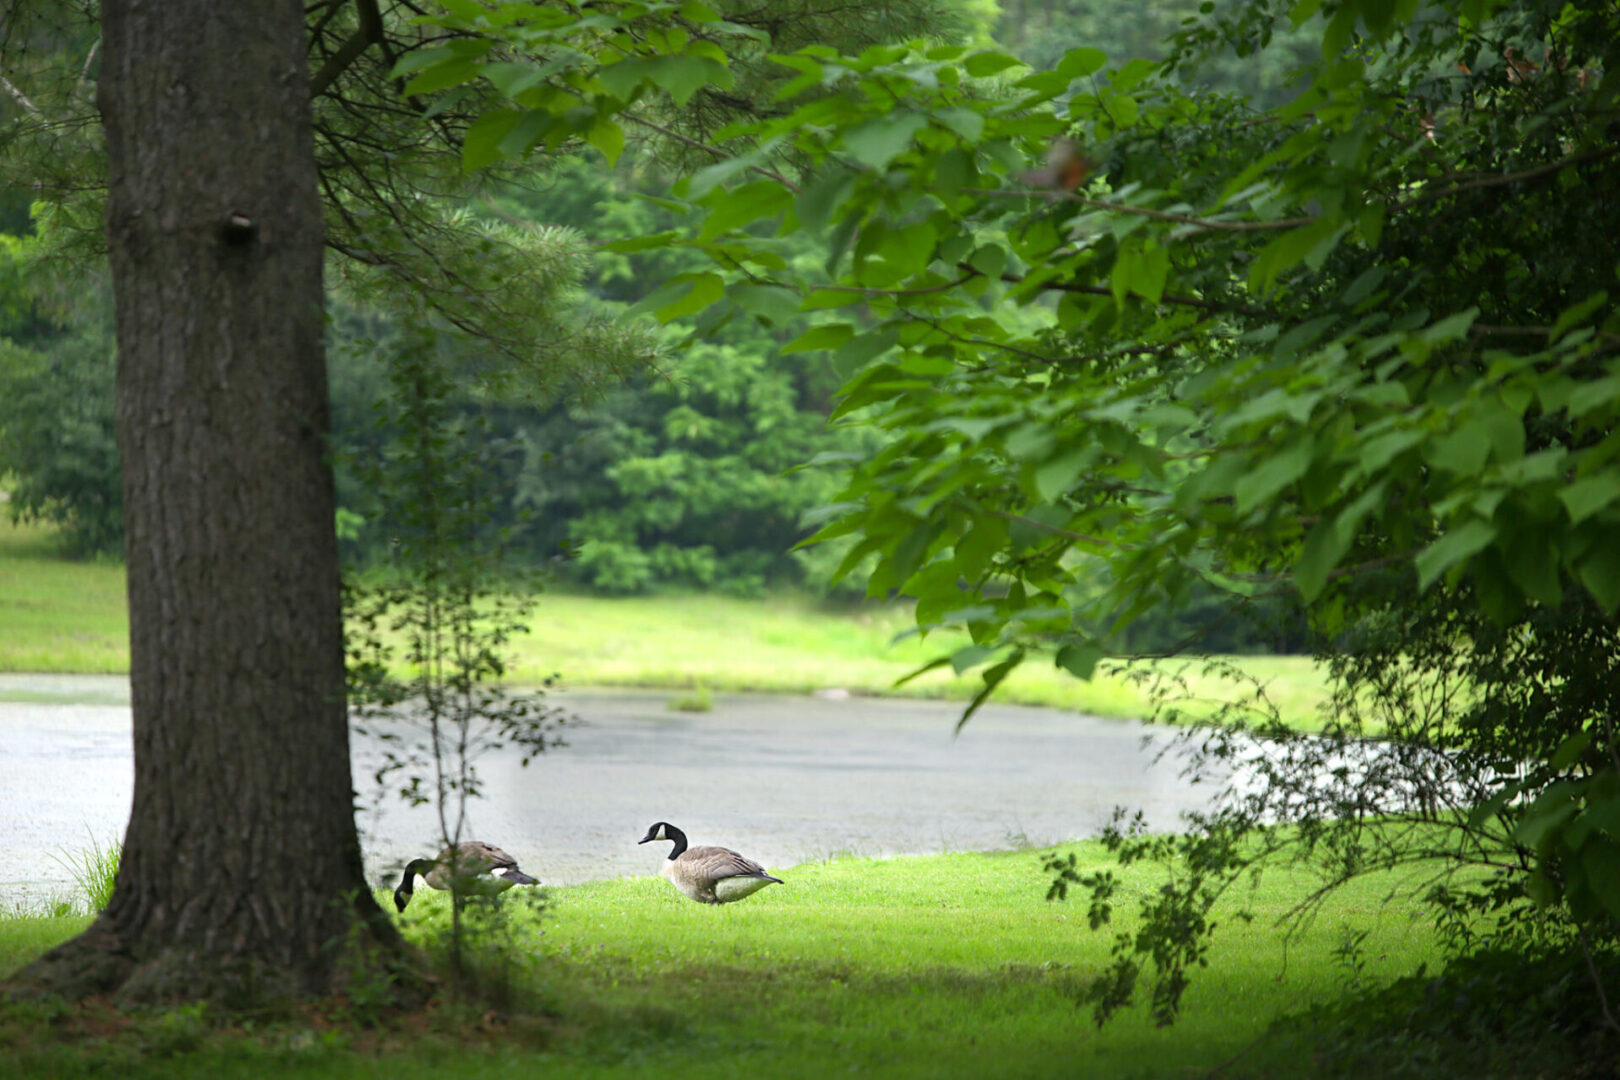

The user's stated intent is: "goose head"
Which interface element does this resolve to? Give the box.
[638,821,674,845]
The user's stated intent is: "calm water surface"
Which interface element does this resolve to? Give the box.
[0,674,1216,909]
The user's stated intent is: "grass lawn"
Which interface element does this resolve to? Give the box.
[0,517,128,673]
[0,844,1442,1078]
[0,515,1335,728]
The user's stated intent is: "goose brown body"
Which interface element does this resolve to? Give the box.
[394,840,538,911]
[638,821,782,904]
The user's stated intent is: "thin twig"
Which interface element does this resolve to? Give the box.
[809,274,973,298]
[1390,144,1619,213]
[78,40,101,90]
[995,270,1275,318]
[0,72,42,116]
[1575,925,1620,1036]
[621,111,803,193]
[968,185,1317,233]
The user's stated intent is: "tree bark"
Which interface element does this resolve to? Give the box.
[4,0,403,1005]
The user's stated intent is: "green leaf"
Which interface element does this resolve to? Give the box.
[1466,782,1521,829]
[1056,640,1105,680]
[586,116,625,167]
[1580,839,1620,921]
[1033,449,1090,502]
[1107,94,1139,129]
[950,643,996,675]
[1249,217,1348,292]
[1504,530,1561,607]
[646,55,718,105]
[1414,518,1497,592]
[842,113,928,171]
[781,323,855,355]
[729,284,799,326]
[462,109,522,171]
[954,516,1008,579]
[699,179,791,239]
[403,56,483,97]
[1296,516,1345,602]
[934,108,984,143]
[684,153,761,200]
[1560,474,1620,525]
[1426,423,1492,476]
[796,170,854,232]
[963,51,1023,78]
[894,656,951,688]
[1421,308,1479,344]
[1478,399,1525,462]
[654,272,726,322]
[1552,290,1608,342]
[1109,58,1158,93]
[1234,439,1313,516]
[1514,785,1581,848]
[955,651,1024,733]
[1055,47,1107,79]
[1578,542,1620,612]
[1296,480,1388,600]
[1550,730,1594,771]
[1568,375,1620,420]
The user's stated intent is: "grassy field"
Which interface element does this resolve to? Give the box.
[0,516,128,673]
[0,843,1443,1079]
[0,515,1334,727]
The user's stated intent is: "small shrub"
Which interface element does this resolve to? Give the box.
[48,833,120,914]
[668,684,713,712]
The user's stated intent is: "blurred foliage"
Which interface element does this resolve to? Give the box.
[994,0,1320,106]
[0,229,120,556]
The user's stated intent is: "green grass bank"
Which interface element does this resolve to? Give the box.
[0,515,1332,727]
[1,844,1442,1078]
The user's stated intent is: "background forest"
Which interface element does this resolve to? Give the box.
[0,0,1310,652]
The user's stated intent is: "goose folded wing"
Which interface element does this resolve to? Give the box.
[690,845,780,881]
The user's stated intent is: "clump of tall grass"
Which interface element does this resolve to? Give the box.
[48,833,121,914]
[667,683,713,712]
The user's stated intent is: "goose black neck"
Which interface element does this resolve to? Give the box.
[664,825,688,859]
[399,857,433,889]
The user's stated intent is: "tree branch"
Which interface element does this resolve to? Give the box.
[968,186,1316,233]
[310,0,386,98]
[995,270,1275,318]
[1390,144,1620,213]
[0,72,42,116]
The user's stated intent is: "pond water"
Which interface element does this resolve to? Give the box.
[0,674,1218,910]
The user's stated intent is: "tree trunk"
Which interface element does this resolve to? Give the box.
[4,0,403,1005]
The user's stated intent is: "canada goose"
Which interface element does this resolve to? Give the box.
[638,821,782,904]
[393,840,538,912]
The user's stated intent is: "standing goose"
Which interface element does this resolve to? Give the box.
[638,821,783,904]
[393,840,538,912]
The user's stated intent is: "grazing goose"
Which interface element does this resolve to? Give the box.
[393,840,538,912]
[638,821,782,904]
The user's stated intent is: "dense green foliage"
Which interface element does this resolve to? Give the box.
[419,0,1620,1036]
[0,234,119,556]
